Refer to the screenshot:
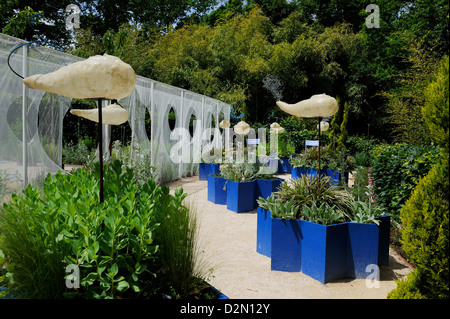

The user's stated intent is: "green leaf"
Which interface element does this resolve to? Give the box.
[116,280,130,292]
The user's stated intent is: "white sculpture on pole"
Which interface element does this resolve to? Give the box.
[276,93,338,118]
[276,93,338,177]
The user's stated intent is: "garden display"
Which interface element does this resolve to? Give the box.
[256,174,390,283]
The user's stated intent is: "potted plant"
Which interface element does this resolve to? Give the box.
[220,162,258,213]
[256,175,390,283]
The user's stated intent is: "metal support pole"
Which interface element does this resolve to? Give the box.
[98,98,104,203]
[150,81,155,168]
[318,117,322,178]
[22,45,28,187]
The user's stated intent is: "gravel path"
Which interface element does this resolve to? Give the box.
[166,174,413,299]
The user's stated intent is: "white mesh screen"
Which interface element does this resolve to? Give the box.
[0,33,230,193]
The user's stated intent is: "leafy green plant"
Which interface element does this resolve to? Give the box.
[350,201,384,225]
[274,174,354,219]
[257,194,299,219]
[277,137,296,158]
[220,162,259,182]
[301,202,343,225]
[354,152,370,167]
[370,143,440,220]
[0,160,205,299]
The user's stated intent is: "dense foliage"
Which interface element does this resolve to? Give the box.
[3,1,448,143]
[369,143,440,221]
[388,56,449,299]
[0,160,207,299]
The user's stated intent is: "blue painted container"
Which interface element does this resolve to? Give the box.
[323,168,349,186]
[226,180,256,213]
[207,175,227,205]
[277,157,295,174]
[199,162,211,180]
[271,218,303,272]
[256,207,272,257]
[265,213,391,283]
[255,177,284,200]
[210,163,221,176]
[291,167,309,179]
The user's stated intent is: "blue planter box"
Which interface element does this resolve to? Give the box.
[278,157,293,174]
[199,163,222,180]
[226,180,256,213]
[256,207,272,257]
[291,167,348,186]
[199,163,211,180]
[207,175,227,205]
[255,178,284,200]
[291,167,310,179]
[323,168,349,186]
[210,163,221,176]
[258,211,390,283]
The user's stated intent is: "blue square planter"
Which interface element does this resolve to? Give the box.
[210,163,221,176]
[323,168,349,186]
[226,180,256,213]
[256,207,272,257]
[291,167,309,179]
[271,218,303,272]
[199,163,211,180]
[263,212,391,283]
[278,157,293,174]
[255,178,284,200]
[207,175,227,205]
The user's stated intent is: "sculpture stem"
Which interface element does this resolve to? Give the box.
[98,98,104,203]
[318,117,322,178]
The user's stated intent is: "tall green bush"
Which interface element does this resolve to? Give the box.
[388,56,449,299]
[369,143,440,220]
[0,160,204,299]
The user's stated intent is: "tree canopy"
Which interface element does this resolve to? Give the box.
[2,0,448,142]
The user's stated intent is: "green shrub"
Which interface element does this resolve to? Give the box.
[389,56,449,299]
[387,269,424,299]
[346,136,383,156]
[422,55,449,151]
[0,160,204,299]
[395,156,449,298]
[370,143,440,220]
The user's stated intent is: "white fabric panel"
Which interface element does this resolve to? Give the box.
[0,33,230,189]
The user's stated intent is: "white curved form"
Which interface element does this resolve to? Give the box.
[23,54,136,100]
[276,93,338,118]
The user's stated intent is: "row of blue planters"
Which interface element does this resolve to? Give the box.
[291,166,349,186]
[200,158,293,179]
[256,208,390,283]
[207,175,284,213]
